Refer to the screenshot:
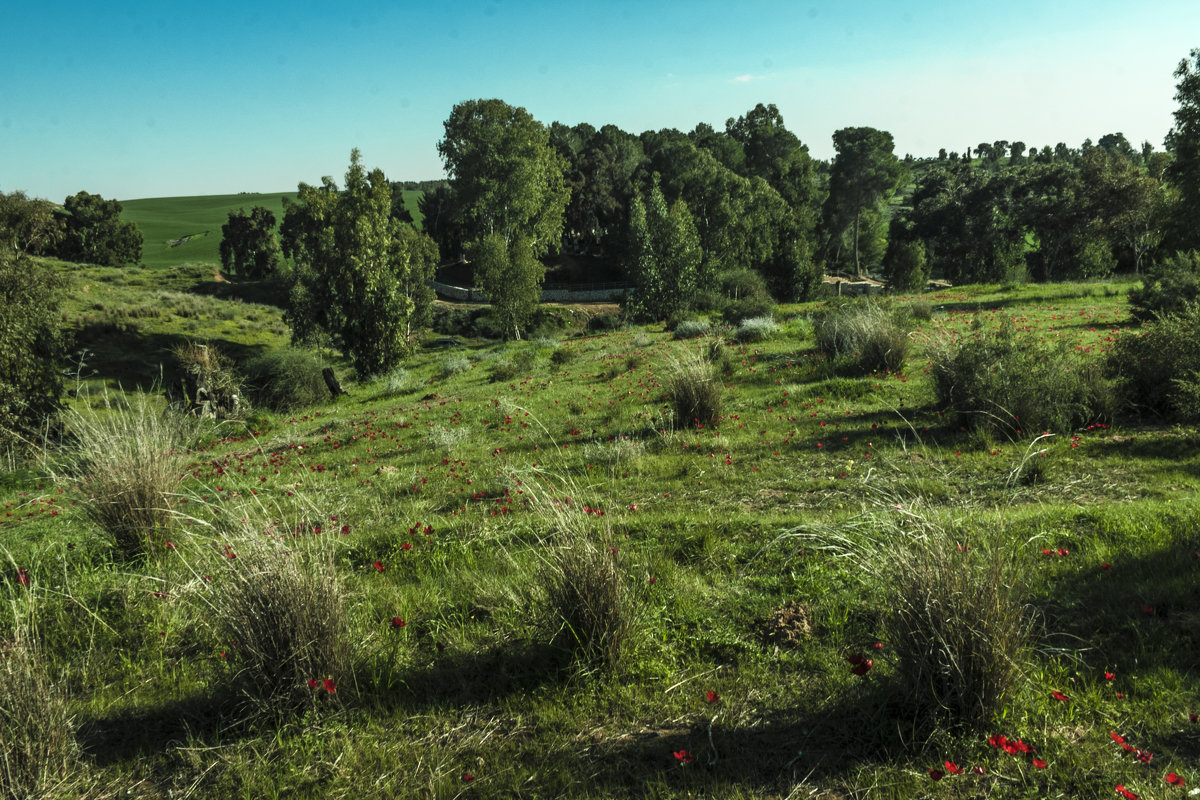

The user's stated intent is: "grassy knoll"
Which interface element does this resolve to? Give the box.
[2,267,1198,799]
[121,190,424,268]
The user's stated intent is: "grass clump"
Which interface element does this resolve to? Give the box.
[814,300,909,373]
[205,530,348,714]
[671,319,710,340]
[242,346,329,412]
[61,392,197,558]
[734,315,777,343]
[440,354,471,378]
[665,352,722,428]
[1107,302,1200,420]
[931,317,1112,437]
[0,588,77,800]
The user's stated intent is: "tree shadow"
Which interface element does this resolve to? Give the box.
[187,275,289,309]
[75,691,237,767]
[72,324,269,391]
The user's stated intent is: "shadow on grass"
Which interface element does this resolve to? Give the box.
[188,274,290,309]
[71,324,269,391]
[75,692,237,766]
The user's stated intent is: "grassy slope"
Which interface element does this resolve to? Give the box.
[121,190,424,268]
[3,268,1198,799]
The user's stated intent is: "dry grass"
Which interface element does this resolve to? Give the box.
[60,392,198,558]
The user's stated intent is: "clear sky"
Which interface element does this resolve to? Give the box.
[2,1,1197,201]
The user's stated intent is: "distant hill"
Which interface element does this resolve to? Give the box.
[120,190,423,268]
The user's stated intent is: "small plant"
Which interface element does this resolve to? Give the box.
[734,315,777,343]
[242,347,329,412]
[907,299,934,321]
[488,360,519,383]
[588,313,623,332]
[672,319,710,340]
[426,425,471,453]
[440,354,471,378]
[205,529,348,714]
[60,392,197,558]
[0,585,77,799]
[665,352,722,428]
[381,367,408,397]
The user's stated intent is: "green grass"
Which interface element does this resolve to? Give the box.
[2,266,1199,798]
[121,190,424,268]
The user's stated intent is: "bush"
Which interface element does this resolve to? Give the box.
[883,238,929,292]
[814,300,909,373]
[1107,302,1200,420]
[549,347,576,366]
[381,367,408,397]
[931,318,1112,437]
[734,315,777,343]
[0,592,77,799]
[167,342,243,419]
[1128,250,1200,322]
[207,531,348,713]
[0,253,64,452]
[61,393,198,558]
[665,353,722,428]
[489,360,519,383]
[588,313,623,332]
[242,347,329,412]
[672,319,711,340]
[715,269,775,324]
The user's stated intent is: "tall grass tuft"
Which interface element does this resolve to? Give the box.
[1,581,77,799]
[61,392,197,558]
[665,351,723,428]
[242,346,329,412]
[205,528,348,714]
[814,300,909,373]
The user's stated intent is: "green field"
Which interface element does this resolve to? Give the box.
[3,264,1198,799]
[121,190,424,269]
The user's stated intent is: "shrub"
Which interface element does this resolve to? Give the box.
[489,360,519,383]
[814,300,909,373]
[540,520,634,674]
[207,531,348,713]
[1107,302,1200,420]
[907,299,934,321]
[715,269,775,325]
[242,347,329,412]
[931,318,1111,437]
[883,238,929,292]
[440,354,471,378]
[0,253,64,452]
[588,313,622,332]
[167,342,243,419]
[0,591,77,799]
[1128,250,1200,322]
[549,347,576,366]
[61,393,198,558]
[380,367,408,397]
[734,315,777,343]
[672,319,710,340]
[665,353,722,428]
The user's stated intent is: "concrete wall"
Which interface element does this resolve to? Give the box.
[430,281,632,303]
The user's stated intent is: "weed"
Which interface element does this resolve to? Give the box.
[734,315,777,343]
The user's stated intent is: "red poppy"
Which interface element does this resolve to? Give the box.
[1136,750,1153,764]
[1142,604,1155,616]
[462,773,474,782]
[1191,713,1198,723]
[16,567,30,588]
[1110,731,1127,745]
[673,750,695,764]
[705,690,720,703]
[322,678,337,693]
[929,768,944,781]
[850,659,873,676]
[1051,690,1070,702]
[391,617,406,628]
[401,543,412,550]
[1105,671,1116,681]
[373,561,385,572]
[1115,784,1139,800]
[1033,757,1047,769]
[972,766,986,775]
[1166,772,1185,787]
[1057,547,1069,556]
[1101,563,1112,570]
[308,679,319,688]
[944,760,963,774]
[988,734,1007,749]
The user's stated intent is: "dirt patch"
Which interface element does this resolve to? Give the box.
[764,601,813,648]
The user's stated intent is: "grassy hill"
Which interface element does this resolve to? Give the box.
[121,190,424,269]
[3,265,1198,799]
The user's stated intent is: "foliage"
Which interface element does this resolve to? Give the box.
[551,122,647,255]
[587,313,623,332]
[0,253,64,452]
[1128,250,1200,321]
[56,190,143,266]
[206,530,348,713]
[219,206,281,278]
[931,318,1111,437]
[0,591,76,800]
[665,351,722,427]
[733,315,777,343]
[621,178,702,322]
[167,342,243,419]
[1108,301,1200,420]
[59,393,198,558]
[1165,48,1200,251]
[814,300,909,373]
[242,346,329,412]
[882,236,929,293]
[440,354,471,378]
[710,268,775,324]
[468,232,545,340]
[671,319,710,340]
[825,127,903,276]
[0,190,60,255]
[282,150,440,375]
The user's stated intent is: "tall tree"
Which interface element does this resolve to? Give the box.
[57,191,142,266]
[1165,48,1200,251]
[0,190,60,255]
[438,99,570,338]
[826,127,903,276]
[282,150,439,375]
[621,177,701,322]
[219,206,281,278]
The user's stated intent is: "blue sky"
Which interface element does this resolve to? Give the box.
[3,1,1198,201]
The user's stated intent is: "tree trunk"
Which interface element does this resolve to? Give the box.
[853,209,862,278]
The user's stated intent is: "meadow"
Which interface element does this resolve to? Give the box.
[2,262,1198,799]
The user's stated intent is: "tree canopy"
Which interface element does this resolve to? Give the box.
[219,206,281,279]
[57,191,142,266]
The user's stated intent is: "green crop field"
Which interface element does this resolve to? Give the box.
[121,190,424,269]
[3,263,1198,799]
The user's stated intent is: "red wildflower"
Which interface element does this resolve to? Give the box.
[673,750,695,764]
[391,617,406,628]
[1051,690,1070,702]
[1136,750,1153,764]
[308,679,319,688]
[988,734,1007,749]
[401,543,412,550]
[373,561,385,572]
[850,659,873,676]
[164,541,176,550]
[1110,731,1127,745]
[16,567,30,588]
[1191,713,1198,723]
[972,766,986,775]
[322,678,336,693]
[1033,757,1047,769]
[1115,784,1139,800]
[1057,547,1069,556]
[929,768,944,781]
[705,690,720,704]
[944,760,963,774]
[462,773,474,782]
[1105,671,1116,681]
[1166,772,1185,787]
[1101,563,1112,570]
[1143,604,1155,615]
